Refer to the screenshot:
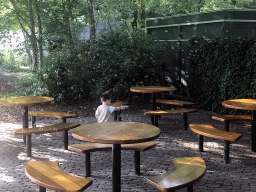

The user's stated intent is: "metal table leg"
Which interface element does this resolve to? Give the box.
[23,106,28,144]
[23,106,31,157]
[151,93,156,125]
[251,111,256,152]
[112,144,121,192]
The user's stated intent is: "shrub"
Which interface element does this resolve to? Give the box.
[42,42,93,102]
[187,36,256,113]
[15,72,49,96]
[88,27,176,99]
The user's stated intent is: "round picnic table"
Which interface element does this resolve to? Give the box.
[72,122,160,192]
[0,96,54,156]
[222,99,256,152]
[130,86,177,124]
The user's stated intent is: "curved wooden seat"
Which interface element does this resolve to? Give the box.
[145,108,197,115]
[14,123,80,135]
[28,111,77,119]
[212,114,251,131]
[145,108,197,129]
[189,124,242,142]
[156,99,195,107]
[189,124,242,164]
[68,142,156,176]
[14,123,80,153]
[29,111,76,127]
[26,161,92,192]
[147,157,206,192]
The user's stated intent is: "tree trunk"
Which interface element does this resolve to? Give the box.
[88,0,95,41]
[63,0,74,51]
[22,32,33,67]
[35,0,43,70]
[132,0,138,31]
[28,0,38,71]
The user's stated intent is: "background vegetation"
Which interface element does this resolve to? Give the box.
[39,27,176,101]
[1,0,256,107]
[187,37,256,113]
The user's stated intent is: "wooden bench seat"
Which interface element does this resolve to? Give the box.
[147,157,206,192]
[189,124,242,164]
[28,111,77,126]
[68,142,156,176]
[26,161,92,192]
[212,114,251,131]
[145,108,197,129]
[14,123,80,154]
[156,99,195,107]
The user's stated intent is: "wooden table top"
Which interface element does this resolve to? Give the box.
[72,122,161,144]
[0,96,54,107]
[222,99,256,111]
[130,86,176,94]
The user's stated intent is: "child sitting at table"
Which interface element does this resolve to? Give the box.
[95,92,123,122]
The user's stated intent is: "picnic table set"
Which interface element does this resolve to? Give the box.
[1,88,255,191]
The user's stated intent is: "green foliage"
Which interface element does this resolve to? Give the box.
[0,50,23,72]
[41,42,93,101]
[187,36,256,113]
[15,72,49,96]
[88,27,175,99]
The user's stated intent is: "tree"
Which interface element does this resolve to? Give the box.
[5,0,43,71]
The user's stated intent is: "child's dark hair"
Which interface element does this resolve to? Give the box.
[100,92,112,102]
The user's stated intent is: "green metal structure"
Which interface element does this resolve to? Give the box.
[146,9,256,85]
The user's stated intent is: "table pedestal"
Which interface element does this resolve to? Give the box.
[23,106,32,157]
[252,111,256,152]
[151,93,156,125]
[112,144,121,192]
[23,106,28,144]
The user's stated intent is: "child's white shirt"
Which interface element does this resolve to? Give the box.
[95,104,115,122]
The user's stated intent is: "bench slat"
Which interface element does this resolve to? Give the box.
[28,111,76,119]
[121,142,156,151]
[145,108,197,115]
[68,142,156,153]
[69,143,112,153]
[26,161,92,192]
[156,99,195,106]
[14,123,80,135]
[212,114,251,122]
[111,101,127,107]
[189,124,242,142]
[147,157,206,192]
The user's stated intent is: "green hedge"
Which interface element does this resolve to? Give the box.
[40,28,178,102]
[85,28,176,99]
[187,37,256,113]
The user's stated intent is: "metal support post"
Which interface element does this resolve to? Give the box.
[135,151,140,175]
[199,135,204,152]
[86,152,91,177]
[112,144,121,192]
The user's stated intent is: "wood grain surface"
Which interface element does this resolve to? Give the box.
[130,86,176,94]
[189,124,242,142]
[28,111,76,119]
[0,96,54,107]
[14,123,80,135]
[147,157,206,191]
[25,161,92,191]
[145,108,197,115]
[72,122,160,144]
[222,99,256,111]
